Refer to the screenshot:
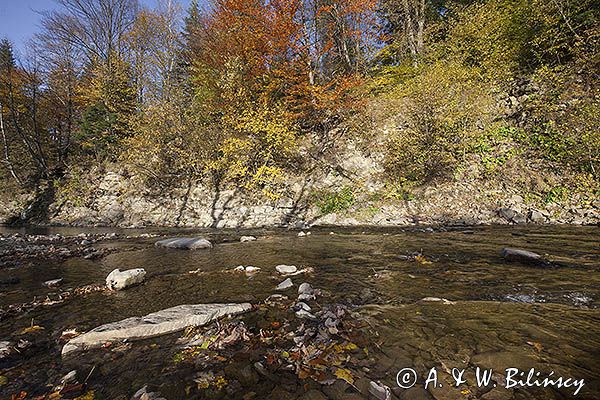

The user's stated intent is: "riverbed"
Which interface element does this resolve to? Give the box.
[0,225,598,399]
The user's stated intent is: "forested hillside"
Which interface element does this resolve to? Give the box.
[1,0,598,227]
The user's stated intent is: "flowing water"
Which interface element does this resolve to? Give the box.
[0,225,598,399]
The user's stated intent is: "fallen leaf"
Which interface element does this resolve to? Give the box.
[0,376,7,385]
[334,368,355,384]
[19,325,44,335]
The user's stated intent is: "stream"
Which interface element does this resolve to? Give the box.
[0,225,598,399]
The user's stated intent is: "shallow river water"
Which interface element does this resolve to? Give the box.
[0,225,598,399]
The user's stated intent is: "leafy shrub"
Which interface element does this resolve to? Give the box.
[470,125,522,175]
[316,187,356,214]
[384,61,495,183]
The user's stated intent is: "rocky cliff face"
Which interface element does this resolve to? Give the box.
[13,138,594,228]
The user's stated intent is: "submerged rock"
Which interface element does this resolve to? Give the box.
[131,385,167,400]
[62,303,252,356]
[0,341,11,359]
[106,268,146,290]
[276,264,297,274]
[155,237,213,250]
[369,381,392,400]
[43,278,63,288]
[60,370,77,384]
[500,248,549,266]
[276,278,294,290]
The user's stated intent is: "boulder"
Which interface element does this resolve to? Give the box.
[498,208,516,221]
[298,282,313,295]
[106,268,146,290]
[155,237,212,250]
[528,210,546,223]
[240,236,257,242]
[62,303,251,356]
[498,208,526,224]
[276,265,297,274]
[500,248,548,266]
[276,278,294,290]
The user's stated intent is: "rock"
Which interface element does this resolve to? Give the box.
[131,385,167,400]
[276,265,297,274]
[528,210,546,223]
[498,208,526,224]
[295,302,311,311]
[298,231,311,237]
[295,309,316,319]
[298,293,316,301]
[512,213,527,224]
[154,237,213,250]
[276,278,294,291]
[500,248,549,266]
[369,381,392,400]
[62,303,251,356]
[0,341,11,359]
[498,208,516,221]
[240,236,257,242]
[60,370,77,384]
[234,266,261,274]
[43,278,63,288]
[106,268,146,290]
[298,282,313,295]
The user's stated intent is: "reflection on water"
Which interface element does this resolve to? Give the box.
[0,225,598,398]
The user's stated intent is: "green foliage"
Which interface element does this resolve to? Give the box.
[523,67,600,177]
[55,167,93,207]
[543,186,569,205]
[316,187,356,214]
[470,125,522,174]
[384,61,495,183]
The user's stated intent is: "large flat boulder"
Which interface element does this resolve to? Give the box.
[155,237,213,250]
[62,303,251,357]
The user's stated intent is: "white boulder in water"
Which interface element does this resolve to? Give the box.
[106,268,146,290]
[62,303,252,357]
[275,265,297,274]
[155,237,213,250]
[240,236,257,242]
[276,278,294,290]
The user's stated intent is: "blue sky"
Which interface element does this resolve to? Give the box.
[0,0,194,58]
